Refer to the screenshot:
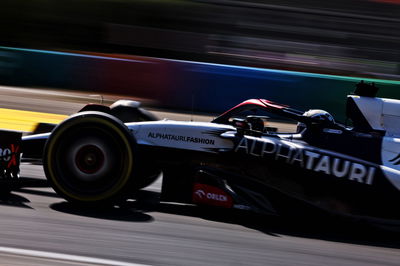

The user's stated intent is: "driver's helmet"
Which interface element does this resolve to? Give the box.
[297,109,335,132]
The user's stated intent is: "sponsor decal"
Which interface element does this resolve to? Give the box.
[0,144,20,167]
[0,131,21,178]
[234,137,375,185]
[194,189,206,198]
[389,153,400,165]
[0,143,20,179]
[148,132,215,145]
[192,183,233,208]
[4,144,19,168]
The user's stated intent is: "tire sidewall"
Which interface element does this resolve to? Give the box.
[43,111,136,204]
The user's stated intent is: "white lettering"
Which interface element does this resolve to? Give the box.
[314,155,331,175]
[3,148,11,162]
[233,137,376,186]
[290,149,304,167]
[332,159,350,178]
[206,193,227,202]
[305,151,320,170]
[365,167,375,185]
[147,132,215,145]
[275,145,293,162]
[349,163,366,183]
[249,140,260,157]
[261,140,277,157]
[235,138,248,153]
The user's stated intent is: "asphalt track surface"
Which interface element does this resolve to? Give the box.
[0,86,399,265]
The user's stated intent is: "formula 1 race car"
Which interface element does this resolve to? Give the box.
[11,82,400,222]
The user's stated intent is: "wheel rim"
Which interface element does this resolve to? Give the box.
[75,144,105,175]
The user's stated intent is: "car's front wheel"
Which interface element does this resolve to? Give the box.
[43,111,137,205]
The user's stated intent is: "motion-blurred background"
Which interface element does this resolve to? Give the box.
[0,0,399,118]
[1,0,399,78]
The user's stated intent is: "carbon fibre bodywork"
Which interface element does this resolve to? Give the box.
[20,87,400,222]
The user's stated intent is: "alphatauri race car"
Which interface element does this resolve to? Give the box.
[5,82,400,222]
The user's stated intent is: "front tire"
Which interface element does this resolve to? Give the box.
[43,112,136,205]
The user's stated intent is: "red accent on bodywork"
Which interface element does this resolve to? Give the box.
[234,99,267,109]
[260,99,289,109]
[192,183,233,208]
[216,99,289,118]
[7,144,19,168]
[216,99,266,118]
[212,98,293,124]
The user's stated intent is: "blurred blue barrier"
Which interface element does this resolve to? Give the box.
[0,46,399,121]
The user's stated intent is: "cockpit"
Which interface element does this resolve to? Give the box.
[211,98,337,138]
